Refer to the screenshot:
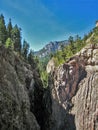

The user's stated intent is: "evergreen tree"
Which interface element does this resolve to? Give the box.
[7,18,12,38]
[11,24,21,53]
[28,49,39,69]
[74,35,83,51]
[5,37,14,49]
[35,56,39,65]
[0,14,7,44]
[61,44,65,52]
[68,36,74,44]
[75,35,81,42]
[22,40,29,59]
[83,34,88,41]
[68,36,75,54]
[50,53,54,58]
[28,49,34,65]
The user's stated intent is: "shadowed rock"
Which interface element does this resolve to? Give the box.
[0,46,40,130]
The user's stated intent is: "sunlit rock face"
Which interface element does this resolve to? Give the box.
[0,46,40,130]
[46,58,55,73]
[48,43,98,130]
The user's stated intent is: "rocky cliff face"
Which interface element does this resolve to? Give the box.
[0,43,98,130]
[0,45,43,130]
[46,43,98,130]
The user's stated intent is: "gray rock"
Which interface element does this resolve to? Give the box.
[0,46,40,130]
[47,43,98,130]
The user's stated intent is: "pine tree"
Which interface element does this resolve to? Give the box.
[68,36,75,54]
[7,18,12,38]
[11,24,21,53]
[0,14,7,44]
[28,49,34,65]
[28,50,39,69]
[74,35,82,51]
[22,40,30,59]
[75,35,81,42]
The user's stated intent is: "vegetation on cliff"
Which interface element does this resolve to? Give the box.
[0,14,39,66]
[0,14,98,89]
[0,14,98,130]
[39,22,98,87]
[0,14,51,88]
[52,26,98,66]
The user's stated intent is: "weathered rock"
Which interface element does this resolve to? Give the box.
[0,46,40,130]
[0,43,98,130]
[46,58,55,73]
[47,43,98,130]
[71,70,98,130]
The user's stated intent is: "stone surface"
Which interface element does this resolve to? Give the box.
[47,43,98,130]
[0,46,40,130]
[0,43,98,130]
[46,58,55,73]
[71,70,98,130]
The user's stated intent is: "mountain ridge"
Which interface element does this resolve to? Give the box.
[34,40,69,57]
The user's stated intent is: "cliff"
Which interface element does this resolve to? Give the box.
[0,42,98,130]
[46,43,98,130]
[0,45,44,130]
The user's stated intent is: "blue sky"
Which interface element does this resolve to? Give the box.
[0,0,98,51]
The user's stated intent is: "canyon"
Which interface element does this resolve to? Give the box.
[0,42,98,130]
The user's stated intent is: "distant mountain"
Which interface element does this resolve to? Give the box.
[35,40,69,57]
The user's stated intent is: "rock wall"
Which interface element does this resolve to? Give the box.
[0,46,40,130]
[0,43,98,130]
[47,43,98,130]
[71,44,98,130]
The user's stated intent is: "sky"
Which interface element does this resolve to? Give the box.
[0,0,98,51]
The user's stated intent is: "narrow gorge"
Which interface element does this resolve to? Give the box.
[0,42,98,130]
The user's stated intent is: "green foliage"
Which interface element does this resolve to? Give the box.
[1,13,98,89]
[28,49,34,62]
[40,70,48,88]
[5,38,14,49]
[39,56,50,69]
[90,36,98,48]
[7,19,13,38]
[36,55,51,88]
[49,53,54,58]
[68,36,75,54]
[0,14,7,44]
[52,34,86,66]
[28,49,40,69]
[0,14,22,54]
[61,44,65,52]
[22,40,30,59]
[83,34,88,41]
[54,51,65,66]
[68,36,74,44]
[93,27,98,36]
[11,24,21,53]
[52,24,98,68]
